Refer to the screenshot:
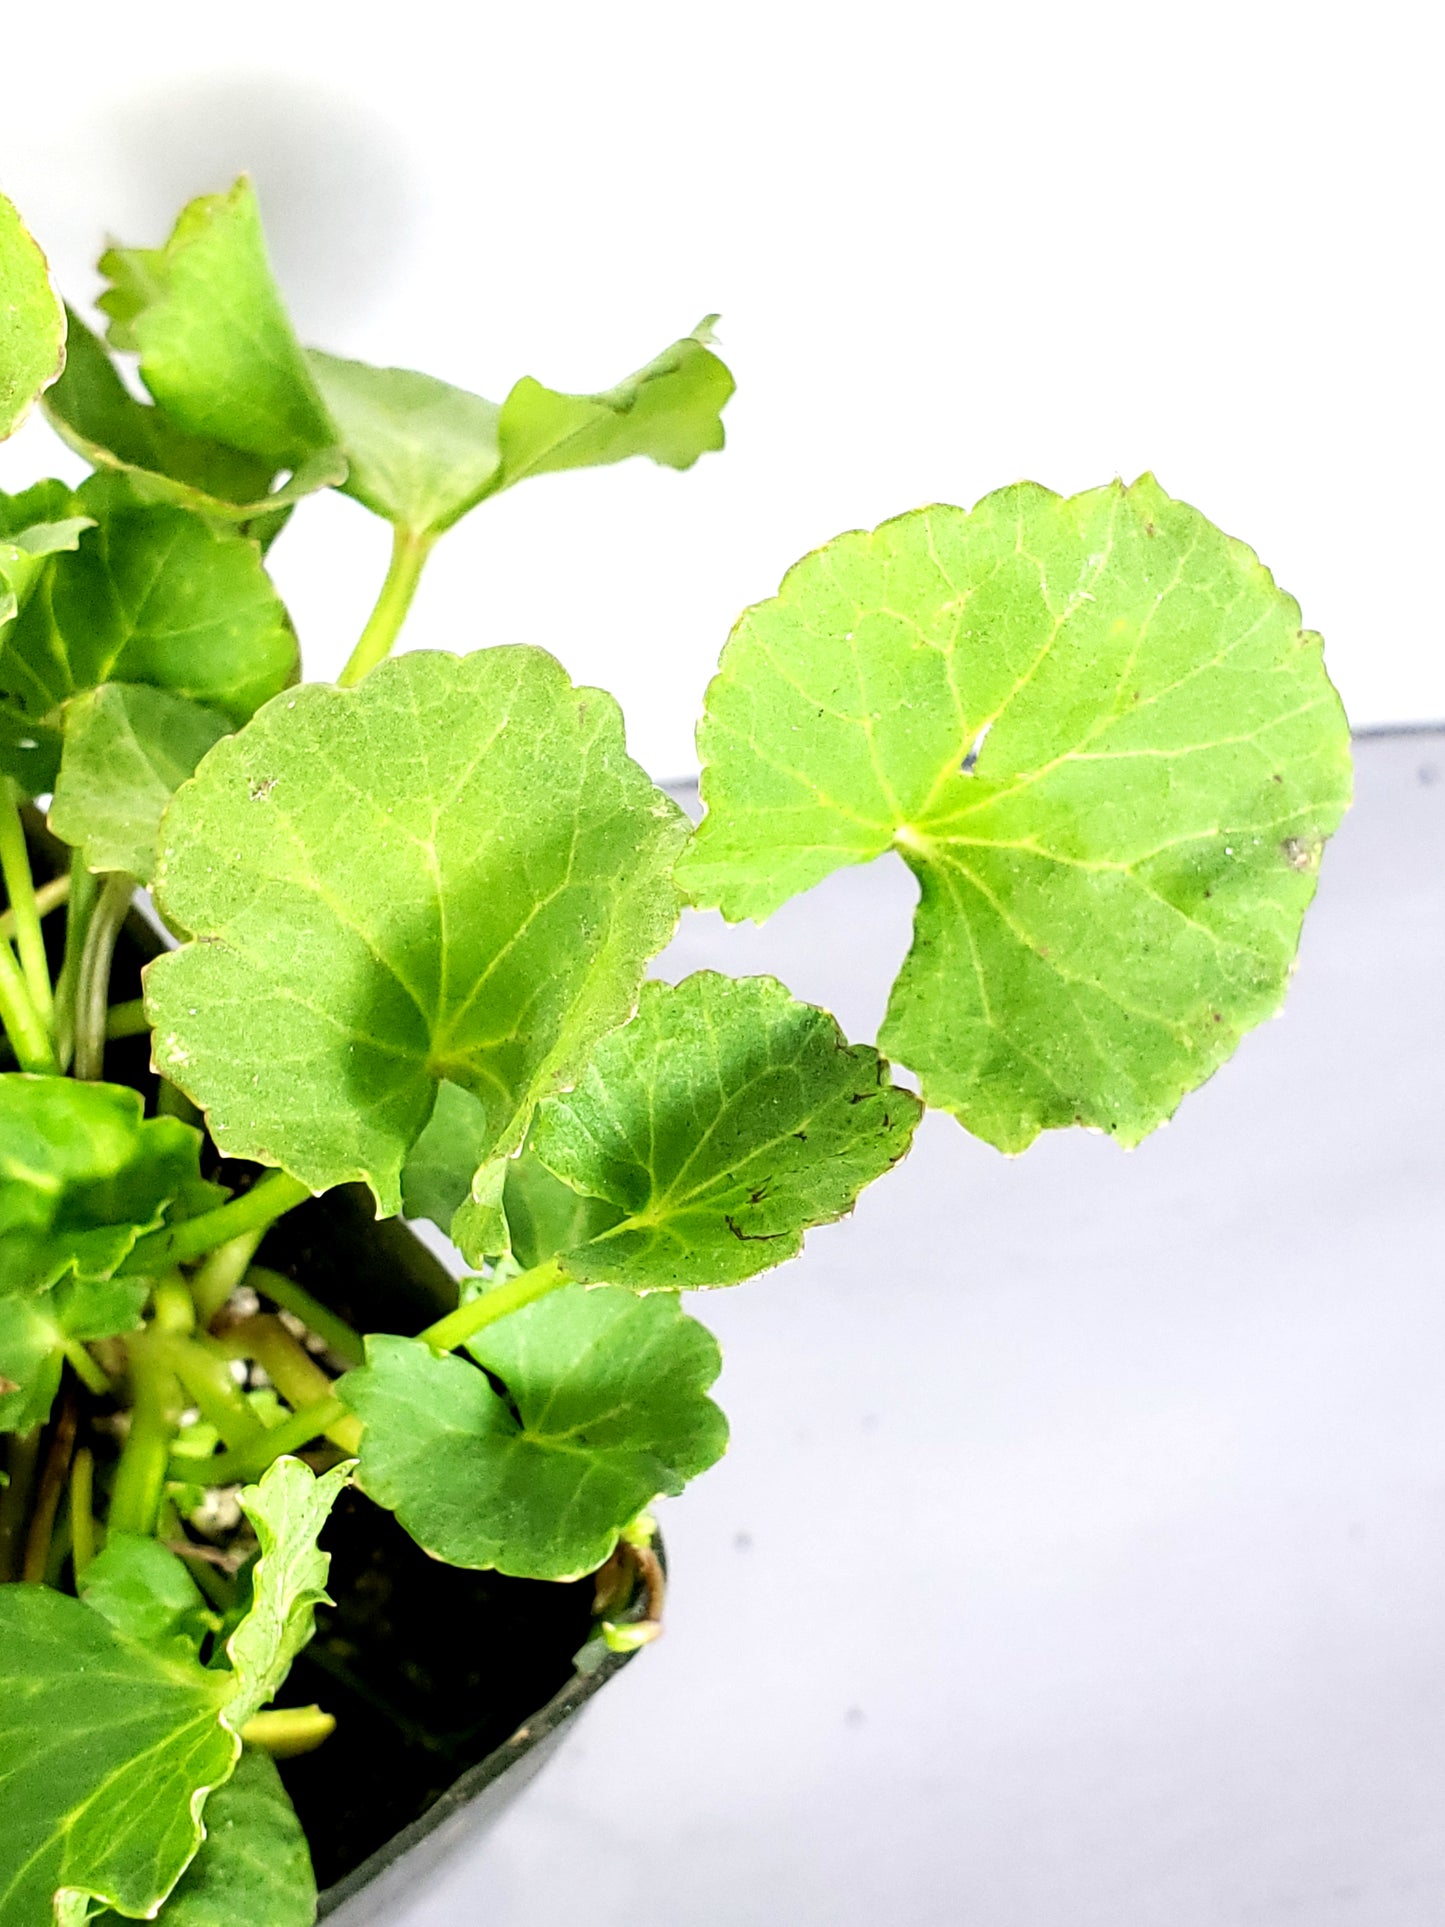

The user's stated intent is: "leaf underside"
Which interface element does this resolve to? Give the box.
[678,475,1353,1151]
[341,1284,726,1580]
[147,647,689,1219]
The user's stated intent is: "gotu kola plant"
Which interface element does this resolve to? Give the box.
[0,175,1351,1924]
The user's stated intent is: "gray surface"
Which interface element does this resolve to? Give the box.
[400,730,1444,1926]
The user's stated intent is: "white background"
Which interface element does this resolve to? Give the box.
[1,0,1439,777]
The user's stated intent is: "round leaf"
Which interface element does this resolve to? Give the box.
[531,972,921,1288]
[341,1286,726,1580]
[147,648,689,1214]
[678,476,1353,1150]
[0,474,299,740]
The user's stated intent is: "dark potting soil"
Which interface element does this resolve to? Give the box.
[274,1486,596,1889]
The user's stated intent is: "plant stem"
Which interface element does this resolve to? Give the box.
[220,1314,362,1453]
[60,1336,112,1397]
[179,1394,349,1487]
[0,870,68,946]
[191,1228,266,1326]
[247,1265,365,1366]
[0,783,54,1026]
[105,997,150,1039]
[420,1259,569,1354]
[109,1334,185,1536]
[22,1394,77,1584]
[240,1704,336,1757]
[52,857,97,1073]
[122,1171,312,1275]
[337,526,434,687]
[72,873,137,1080]
[69,1447,96,1581]
[162,1335,267,1452]
[0,930,54,1071]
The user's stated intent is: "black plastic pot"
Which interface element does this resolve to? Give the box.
[314,1627,639,1921]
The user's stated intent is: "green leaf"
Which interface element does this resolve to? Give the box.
[97,178,339,474]
[117,1748,315,1927]
[399,1078,493,1233]
[0,476,298,760]
[306,351,501,535]
[147,648,689,1219]
[54,1274,151,1340]
[0,1586,234,1924]
[0,188,64,442]
[306,320,732,537]
[82,1534,214,1655]
[51,683,232,882]
[0,1295,62,1430]
[341,1284,726,1579]
[492,319,733,494]
[0,486,93,788]
[224,1455,349,1728]
[0,486,93,625]
[44,311,342,528]
[0,1276,146,1432]
[0,1457,342,1924]
[677,476,1353,1151]
[0,1074,210,1297]
[530,972,921,1288]
[504,1143,623,1271]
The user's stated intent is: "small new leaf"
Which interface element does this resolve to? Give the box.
[148,648,688,1217]
[97,178,340,474]
[678,476,1353,1150]
[305,351,502,536]
[0,1075,210,1298]
[0,189,64,442]
[224,1456,350,1731]
[531,973,921,1287]
[492,319,733,494]
[341,1286,726,1580]
[307,320,732,538]
[51,683,232,882]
